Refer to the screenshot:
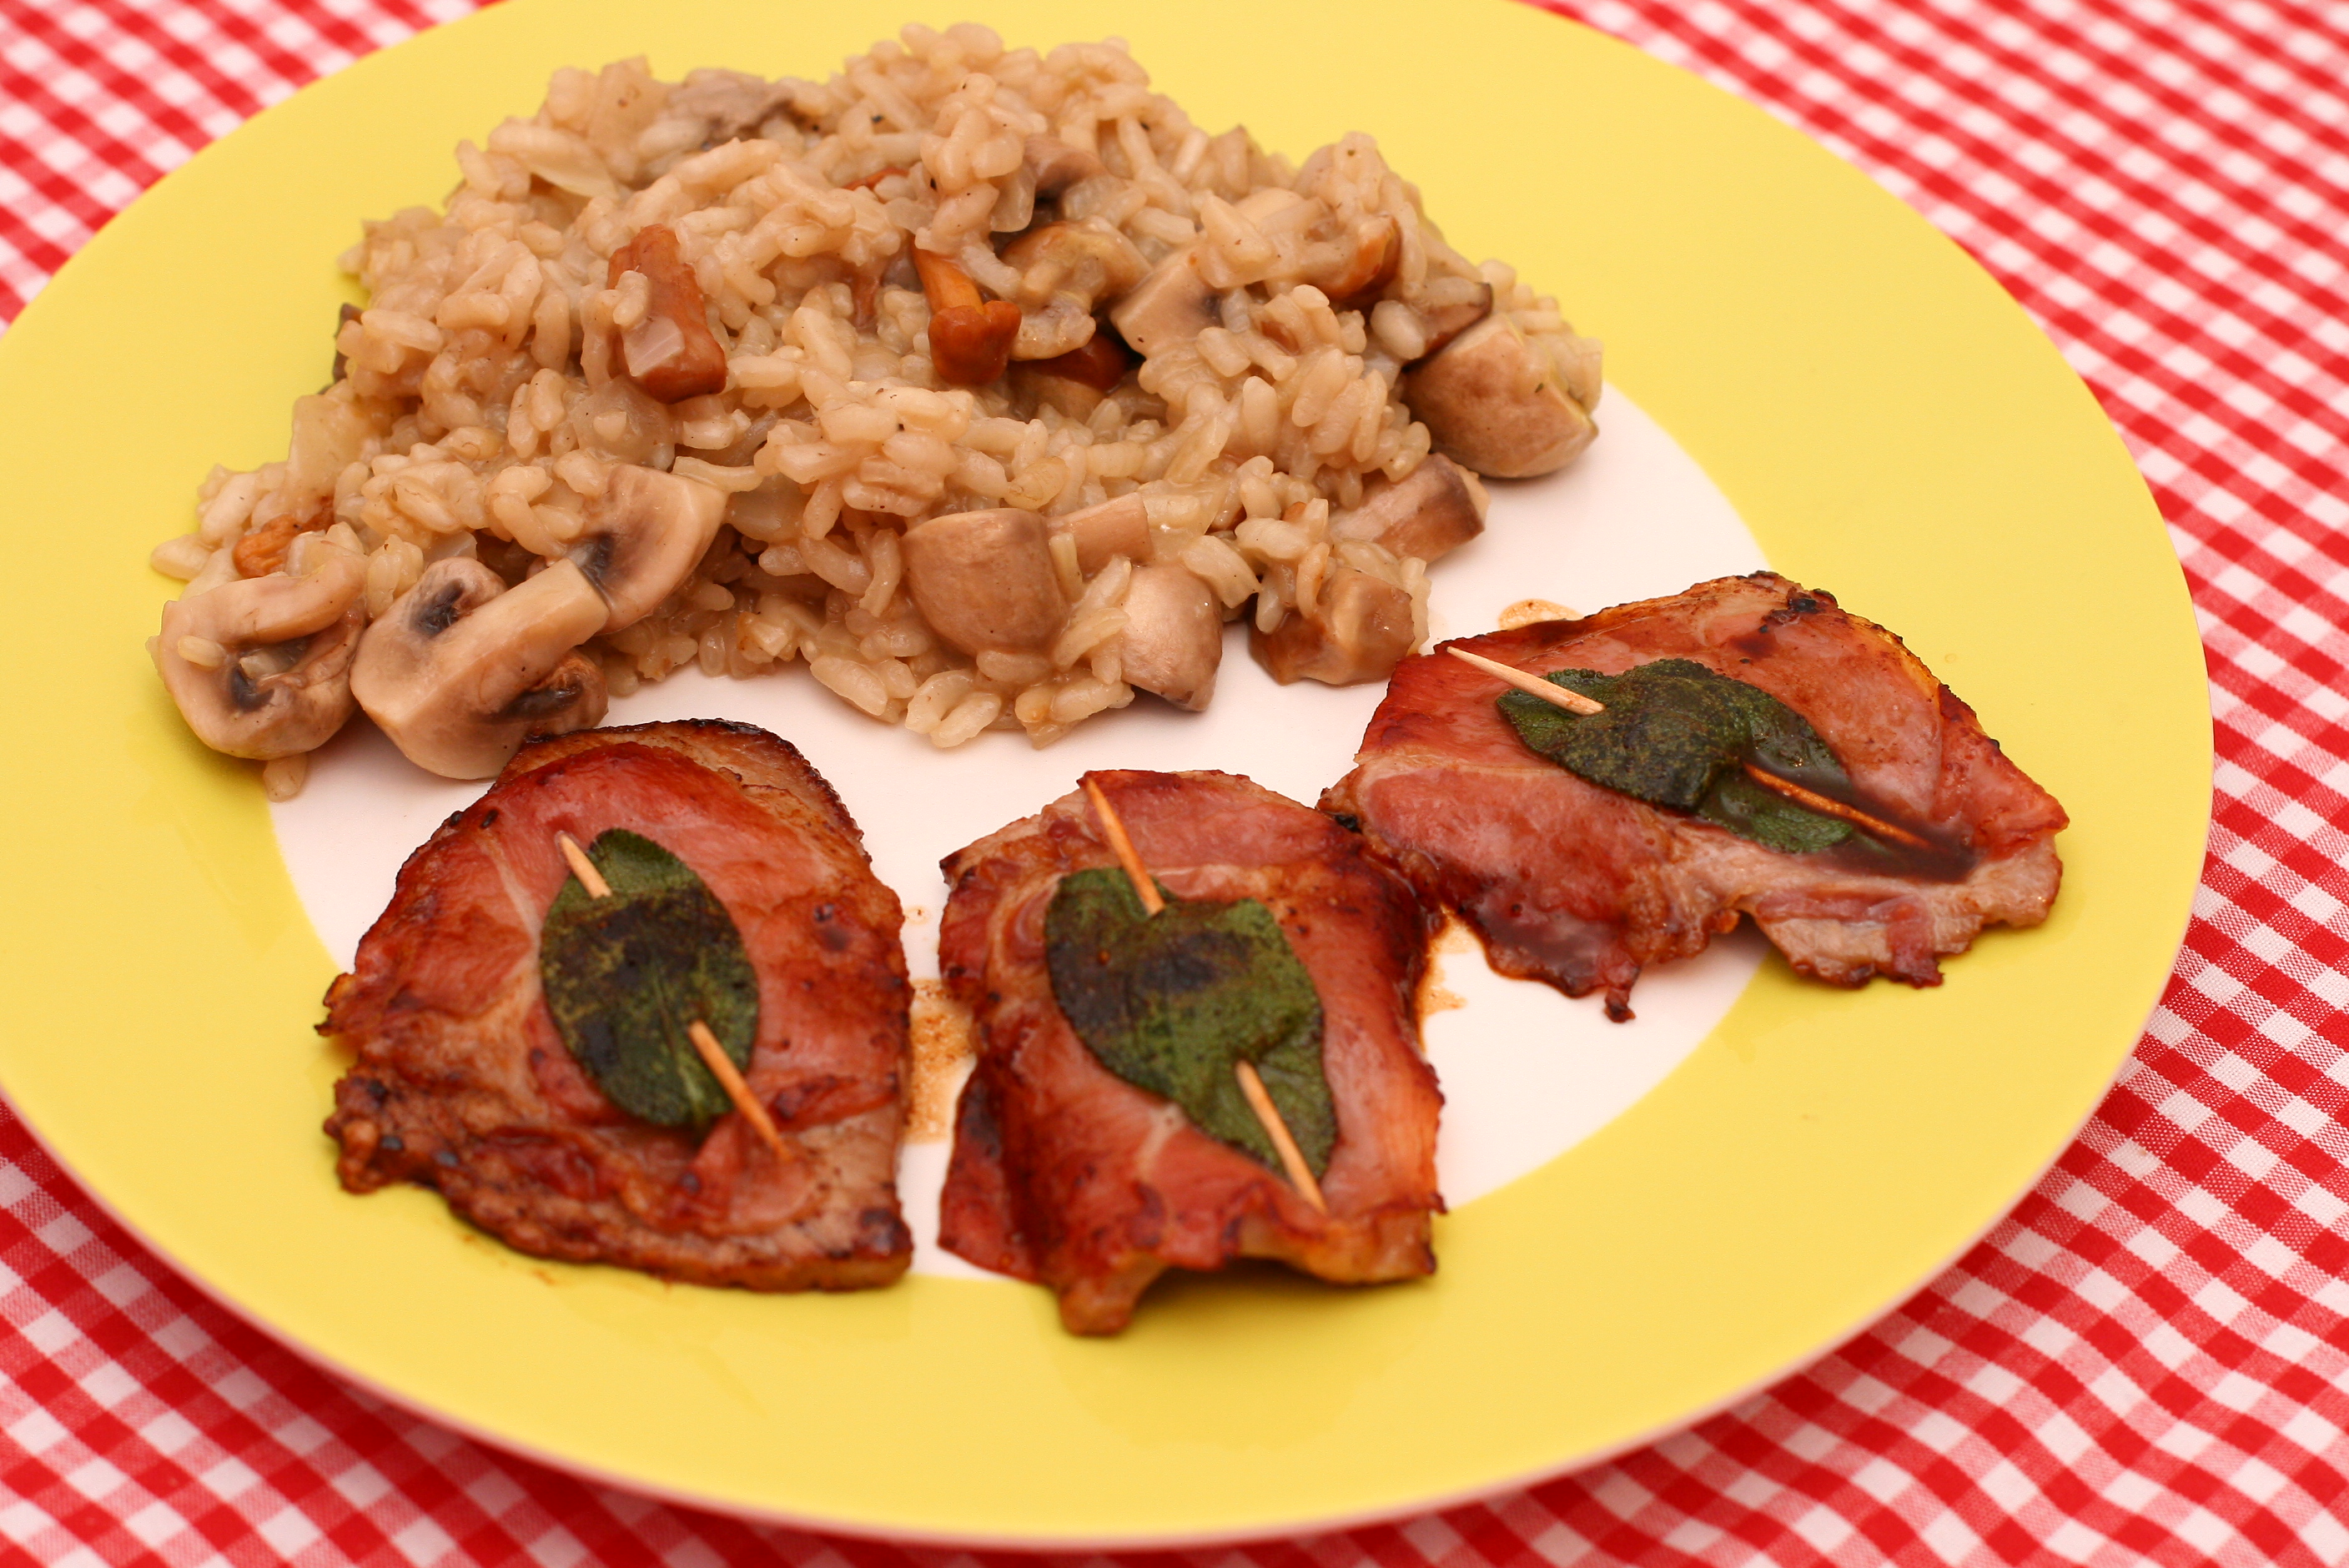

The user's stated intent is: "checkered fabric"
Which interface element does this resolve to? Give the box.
[4,0,2344,1560]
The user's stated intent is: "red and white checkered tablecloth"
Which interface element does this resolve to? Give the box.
[3,0,2344,1561]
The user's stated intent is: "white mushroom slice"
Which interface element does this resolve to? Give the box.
[1328,454,1490,564]
[565,465,727,632]
[154,549,366,759]
[1024,134,1106,198]
[1060,493,1150,574]
[1401,313,1597,479]
[1250,565,1416,686]
[352,558,610,779]
[1002,219,1149,361]
[1106,248,1217,359]
[1119,564,1223,711]
[900,508,1067,656]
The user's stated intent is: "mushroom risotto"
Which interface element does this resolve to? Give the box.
[148,25,1603,792]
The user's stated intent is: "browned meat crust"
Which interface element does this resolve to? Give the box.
[323,719,911,1290]
[937,770,1443,1334]
[1322,575,2069,1018]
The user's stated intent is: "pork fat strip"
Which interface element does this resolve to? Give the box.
[938,770,1443,1334]
[1323,575,2068,1018]
[324,720,912,1290]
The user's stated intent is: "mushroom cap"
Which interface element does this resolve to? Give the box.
[899,507,1068,656]
[1119,563,1224,711]
[1059,493,1150,575]
[351,557,611,779]
[1024,133,1106,198]
[1107,248,1217,359]
[1328,454,1490,565]
[1249,565,1417,687]
[1401,314,1597,480]
[566,465,727,632]
[154,550,366,760]
[1003,220,1149,361]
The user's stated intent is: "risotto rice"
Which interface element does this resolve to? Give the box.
[148,25,1602,791]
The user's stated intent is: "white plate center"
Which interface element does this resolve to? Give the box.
[271,387,1766,1277]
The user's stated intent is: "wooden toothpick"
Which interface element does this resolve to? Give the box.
[1234,1061,1328,1213]
[1446,645,1604,713]
[555,832,792,1163]
[1734,762,1932,850]
[1447,646,1930,851]
[558,831,612,897]
[686,1020,792,1162]
[1081,776,1164,915]
[1078,776,1330,1214]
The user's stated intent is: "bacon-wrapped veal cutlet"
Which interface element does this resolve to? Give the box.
[938,769,1444,1334]
[323,719,912,1290]
[1322,574,2068,1018]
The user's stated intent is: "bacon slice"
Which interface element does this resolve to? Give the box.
[1322,574,2068,1018]
[938,770,1443,1334]
[323,720,911,1290]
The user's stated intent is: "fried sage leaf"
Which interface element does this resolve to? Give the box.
[1498,657,1854,854]
[1045,867,1335,1177]
[539,829,759,1129]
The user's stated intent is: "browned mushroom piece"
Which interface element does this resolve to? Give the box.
[1059,493,1150,574]
[900,508,1068,655]
[1310,216,1401,309]
[232,500,332,579]
[608,224,729,403]
[1106,247,1217,359]
[1001,219,1149,361]
[1401,313,1596,480]
[1327,454,1490,564]
[1024,133,1106,198]
[1249,565,1416,686]
[1014,329,1134,417]
[1119,563,1223,710]
[914,249,1024,386]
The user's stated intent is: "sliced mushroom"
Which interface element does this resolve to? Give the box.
[667,69,797,146]
[1059,493,1150,574]
[1024,134,1106,199]
[900,508,1066,656]
[566,465,727,632]
[1328,454,1490,563]
[1401,313,1596,479]
[914,249,1024,386]
[1107,247,1217,359]
[1119,564,1223,710]
[1014,329,1134,417]
[608,224,728,403]
[154,548,366,759]
[1249,565,1416,686]
[351,558,610,778]
[1412,282,1492,362]
[1002,219,1149,361]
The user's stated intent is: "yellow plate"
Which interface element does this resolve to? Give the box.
[0,0,2206,1545]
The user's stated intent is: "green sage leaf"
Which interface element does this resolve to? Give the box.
[1498,657,1855,855]
[1044,868,1335,1177]
[538,829,760,1129]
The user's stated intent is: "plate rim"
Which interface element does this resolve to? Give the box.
[0,0,2210,1545]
